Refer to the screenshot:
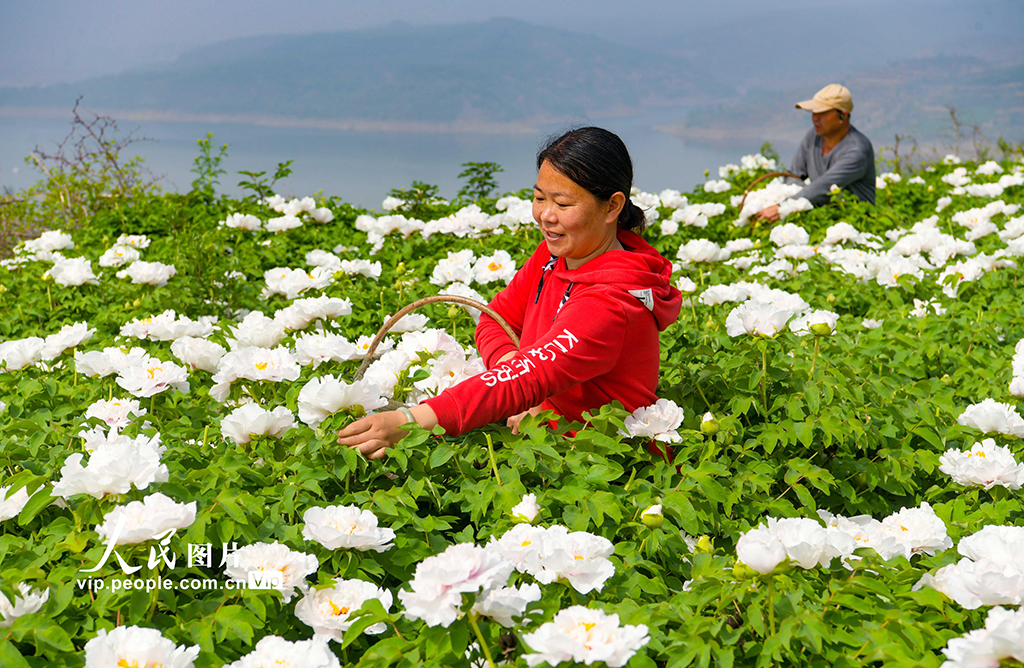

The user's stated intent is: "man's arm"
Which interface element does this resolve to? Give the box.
[794,141,871,207]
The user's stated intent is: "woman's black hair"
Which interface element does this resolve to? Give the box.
[536,126,647,233]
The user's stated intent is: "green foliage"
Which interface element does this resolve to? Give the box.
[457,162,504,205]
[190,133,229,198]
[0,148,1022,666]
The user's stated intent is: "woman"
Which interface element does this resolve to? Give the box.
[338,127,682,458]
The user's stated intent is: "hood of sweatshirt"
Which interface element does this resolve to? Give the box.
[560,229,682,331]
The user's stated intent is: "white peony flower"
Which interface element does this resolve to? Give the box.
[878,502,953,559]
[170,337,226,372]
[262,266,334,300]
[223,635,339,668]
[83,625,199,668]
[275,296,353,332]
[385,312,429,333]
[522,606,650,668]
[294,578,393,640]
[339,259,383,279]
[53,435,168,499]
[399,543,515,627]
[94,492,197,544]
[116,358,190,398]
[789,310,839,336]
[116,260,177,286]
[430,249,476,286]
[226,310,287,349]
[40,322,95,359]
[736,526,788,574]
[45,256,98,286]
[725,301,796,338]
[296,375,388,428]
[473,250,516,285]
[220,404,296,445]
[939,439,1024,489]
[222,212,263,231]
[511,493,541,524]
[121,310,215,341]
[265,214,303,233]
[619,398,684,443]
[472,582,542,627]
[677,239,728,264]
[114,234,151,249]
[224,542,318,603]
[957,398,1024,438]
[862,318,883,329]
[24,230,74,253]
[0,485,32,521]
[0,582,50,628]
[301,505,395,552]
[293,332,359,368]
[0,337,46,370]
[939,606,1024,668]
[489,525,616,594]
[84,397,147,429]
[98,243,142,268]
[769,223,810,247]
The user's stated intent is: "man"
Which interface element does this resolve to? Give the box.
[755,83,875,223]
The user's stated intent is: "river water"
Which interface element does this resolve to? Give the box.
[0,110,747,209]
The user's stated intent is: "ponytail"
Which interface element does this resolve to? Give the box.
[618,200,647,233]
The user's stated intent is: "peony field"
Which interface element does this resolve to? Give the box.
[2,143,1024,667]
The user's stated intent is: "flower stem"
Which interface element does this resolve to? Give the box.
[689,296,697,322]
[760,345,769,416]
[485,434,502,485]
[809,337,820,378]
[767,578,776,636]
[467,613,498,668]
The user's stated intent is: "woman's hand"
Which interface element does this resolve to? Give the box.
[336,405,439,460]
[507,405,544,435]
[336,411,408,460]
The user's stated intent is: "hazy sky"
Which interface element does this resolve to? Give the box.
[3,0,1021,87]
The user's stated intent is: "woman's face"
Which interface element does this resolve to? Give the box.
[532,161,624,269]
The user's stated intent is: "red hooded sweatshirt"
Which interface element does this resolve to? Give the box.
[422,229,683,437]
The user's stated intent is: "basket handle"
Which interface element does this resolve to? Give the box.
[737,172,801,217]
[353,295,521,381]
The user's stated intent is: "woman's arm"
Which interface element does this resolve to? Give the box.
[336,404,439,460]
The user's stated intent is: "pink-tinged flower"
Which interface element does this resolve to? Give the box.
[398,543,515,627]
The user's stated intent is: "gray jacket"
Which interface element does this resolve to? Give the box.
[788,126,875,206]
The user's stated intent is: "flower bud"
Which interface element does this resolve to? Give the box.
[700,412,719,435]
[641,504,663,529]
[511,493,540,524]
[395,262,406,275]
[695,535,713,553]
[826,293,836,304]
[447,306,460,319]
[809,322,833,336]
[132,298,142,308]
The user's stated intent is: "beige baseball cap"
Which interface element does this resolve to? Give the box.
[795,84,853,114]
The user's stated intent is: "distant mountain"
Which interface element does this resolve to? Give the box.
[0,19,723,126]
[657,55,1024,156]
